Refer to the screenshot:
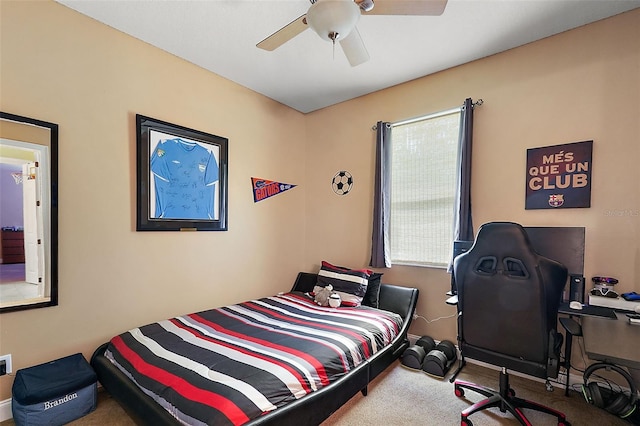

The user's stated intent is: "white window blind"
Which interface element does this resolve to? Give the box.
[390,108,461,267]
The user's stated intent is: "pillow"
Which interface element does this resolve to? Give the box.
[314,261,372,307]
[362,272,383,308]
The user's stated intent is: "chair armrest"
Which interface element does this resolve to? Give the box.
[560,317,582,337]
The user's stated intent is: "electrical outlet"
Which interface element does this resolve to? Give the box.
[0,354,12,375]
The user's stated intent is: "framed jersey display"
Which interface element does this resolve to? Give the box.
[136,114,228,231]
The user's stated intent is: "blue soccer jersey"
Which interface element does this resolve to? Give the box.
[150,138,218,219]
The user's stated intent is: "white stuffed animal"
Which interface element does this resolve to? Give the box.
[328,292,342,308]
[314,284,333,306]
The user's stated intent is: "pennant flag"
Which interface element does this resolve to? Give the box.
[252,177,297,203]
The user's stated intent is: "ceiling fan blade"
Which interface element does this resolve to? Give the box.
[360,0,448,16]
[257,14,308,51]
[340,27,369,67]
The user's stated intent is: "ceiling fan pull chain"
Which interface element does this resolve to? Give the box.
[329,31,338,61]
[333,37,336,60]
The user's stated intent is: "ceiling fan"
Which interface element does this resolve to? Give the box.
[257,0,448,67]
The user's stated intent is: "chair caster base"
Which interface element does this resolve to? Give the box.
[461,417,473,426]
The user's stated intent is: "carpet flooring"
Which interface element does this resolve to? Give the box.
[2,361,631,425]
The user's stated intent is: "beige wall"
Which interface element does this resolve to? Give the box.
[0,1,307,400]
[304,9,639,353]
[0,0,638,402]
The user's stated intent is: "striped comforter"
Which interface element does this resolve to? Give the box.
[105,292,403,426]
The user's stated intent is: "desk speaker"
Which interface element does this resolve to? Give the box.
[570,275,585,303]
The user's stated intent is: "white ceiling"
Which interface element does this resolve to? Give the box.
[55,0,639,114]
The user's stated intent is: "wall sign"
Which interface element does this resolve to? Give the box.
[525,140,592,209]
[252,177,296,202]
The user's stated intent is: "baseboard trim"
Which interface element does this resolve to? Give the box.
[0,398,12,422]
[405,333,584,392]
[463,357,585,392]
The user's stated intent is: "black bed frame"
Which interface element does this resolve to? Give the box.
[90,272,419,425]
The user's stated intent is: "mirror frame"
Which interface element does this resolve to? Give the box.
[0,111,58,313]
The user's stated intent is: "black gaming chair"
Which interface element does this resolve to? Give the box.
[451,222,570,426]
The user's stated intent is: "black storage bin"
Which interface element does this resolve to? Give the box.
[12,353,97,426]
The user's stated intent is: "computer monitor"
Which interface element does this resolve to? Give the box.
[525,226,586,302]
[523,226,585,277]
[449,226,585,297]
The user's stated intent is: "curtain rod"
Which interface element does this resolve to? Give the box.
[372,98,483,130]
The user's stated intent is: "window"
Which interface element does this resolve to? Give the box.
[390,108,461,267]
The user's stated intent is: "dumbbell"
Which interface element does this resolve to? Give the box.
[435,340,457,362]
[416,335,436,352]
[401,335,435,370]
[422,340,457,377]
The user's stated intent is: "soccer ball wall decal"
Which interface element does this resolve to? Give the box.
[332,171,353,196]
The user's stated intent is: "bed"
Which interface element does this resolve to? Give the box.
[90,272,419,425]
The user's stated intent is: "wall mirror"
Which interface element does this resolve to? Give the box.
[0,112,58,313]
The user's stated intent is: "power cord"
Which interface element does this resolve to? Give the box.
[413,312,457,324]
[562,332,631,396]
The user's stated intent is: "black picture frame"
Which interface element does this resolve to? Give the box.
[0,111,58,313]
[136,114,228,231]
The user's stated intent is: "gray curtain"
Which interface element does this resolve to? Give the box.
[447,98,475,273]
[370,121,392,268]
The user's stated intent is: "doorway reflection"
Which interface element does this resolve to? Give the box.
[0,263,39,306]
[0,132,50,310]
[0,160,32,305]
[0,112,57,313]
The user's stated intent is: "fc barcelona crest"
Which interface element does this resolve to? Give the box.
[548,194,564,208]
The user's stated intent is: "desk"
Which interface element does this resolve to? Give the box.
[558,305,638,395]
[579,312,640,393]
[582,312,640,371]
[559,302,617,319]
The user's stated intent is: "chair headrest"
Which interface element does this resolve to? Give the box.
[471,222,533,256]
[458,222,539,278]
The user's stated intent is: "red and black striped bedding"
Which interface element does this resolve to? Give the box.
[104,292,403,426]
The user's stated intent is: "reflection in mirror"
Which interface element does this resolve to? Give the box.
[0,112,58,313]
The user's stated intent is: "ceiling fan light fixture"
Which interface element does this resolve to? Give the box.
[307,0,360,42]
